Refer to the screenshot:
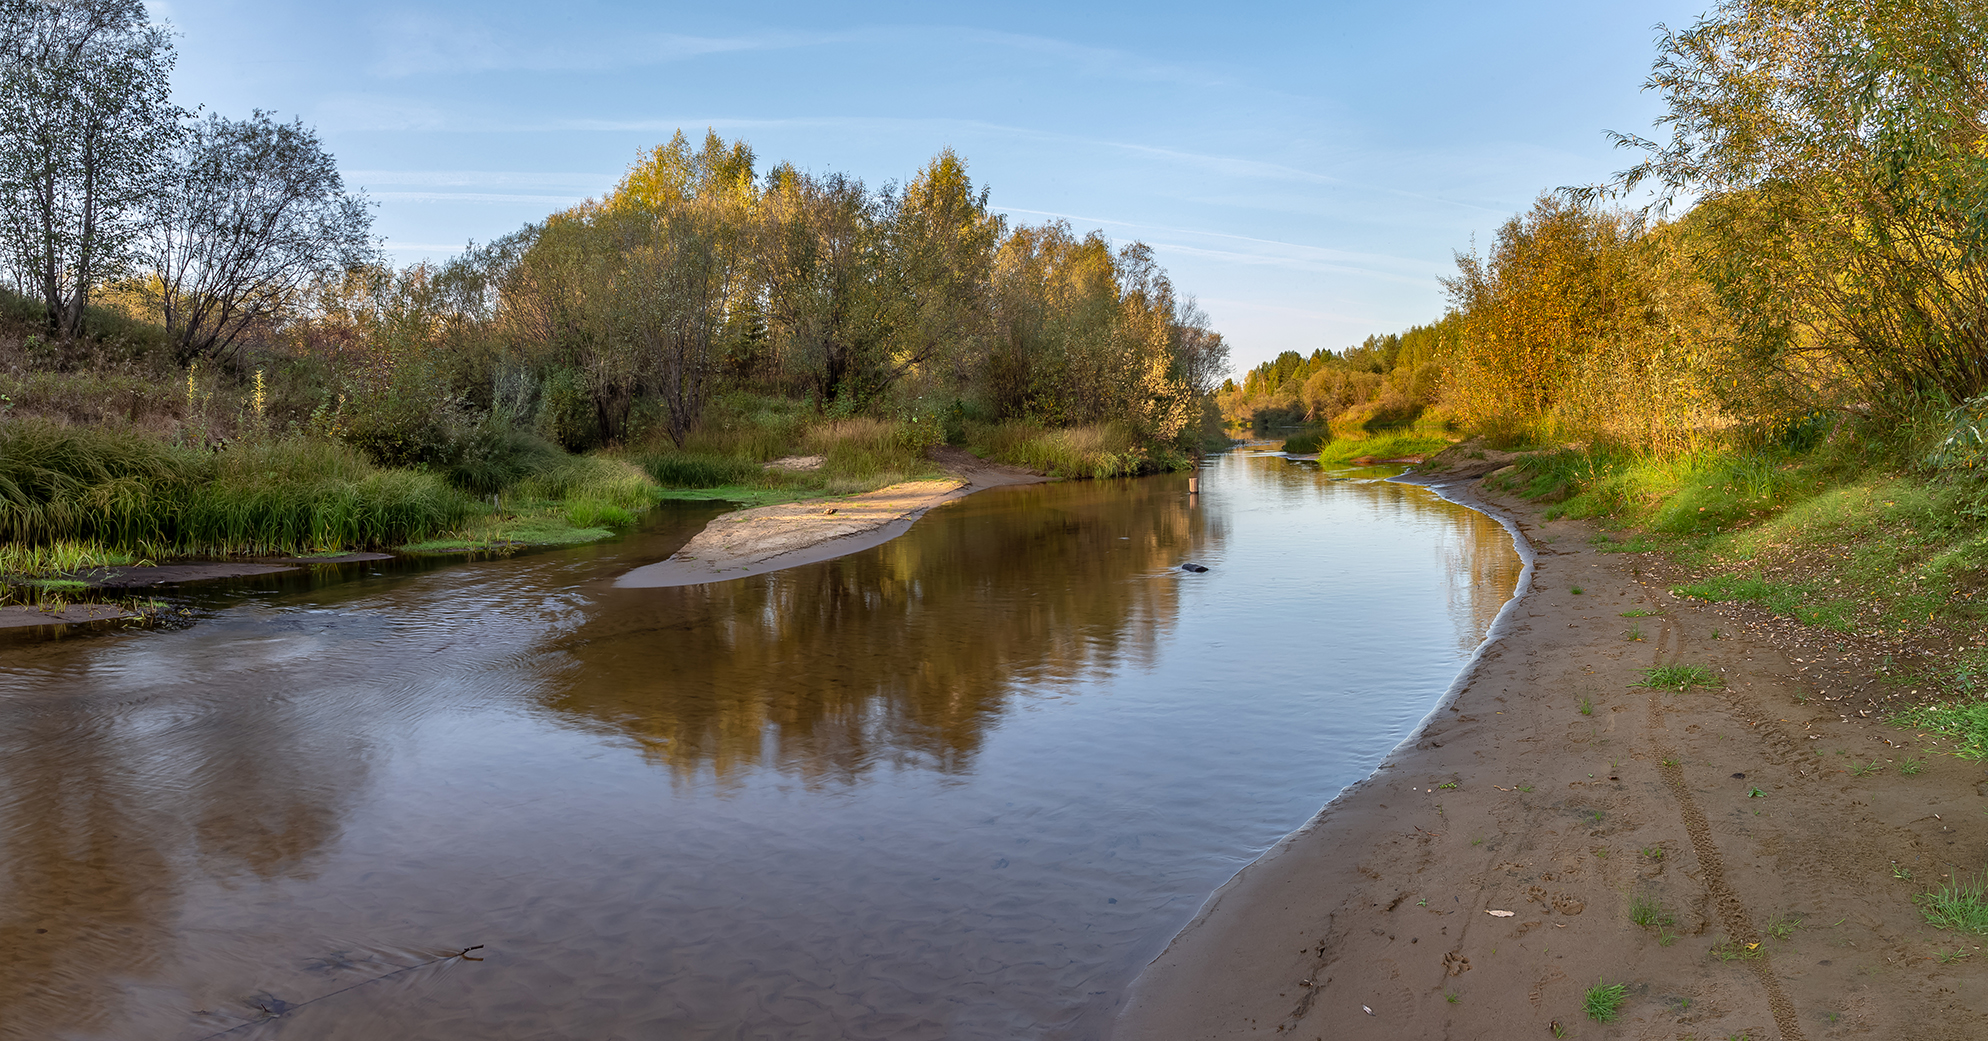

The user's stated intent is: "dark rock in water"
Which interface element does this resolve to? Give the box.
[1180,562,1209,573]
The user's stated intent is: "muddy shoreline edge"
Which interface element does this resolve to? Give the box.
[1114,469,1988,1040]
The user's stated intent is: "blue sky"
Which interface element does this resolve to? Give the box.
[156,0,1706,377]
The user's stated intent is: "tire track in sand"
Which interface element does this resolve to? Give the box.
[1647,612,1807,1041]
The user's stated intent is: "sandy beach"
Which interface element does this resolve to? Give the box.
[1116,472,1988,1040]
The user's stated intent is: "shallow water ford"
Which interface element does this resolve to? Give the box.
[0,449,1519,1040]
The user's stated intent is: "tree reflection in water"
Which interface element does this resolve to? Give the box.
[543,475,1217,784]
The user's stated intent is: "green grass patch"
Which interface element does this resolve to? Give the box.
[1917,872,1988,933]
[0,539,141,578]
[1635,664,1721,692]
[1895,700,1988,760]
[0,421,471,554]
[1584,978,1627,1022]
[1315,428,1451,467]
[1629,895,1675,929]
[637,452,764,488]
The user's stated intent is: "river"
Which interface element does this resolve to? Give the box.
[0,448,1519,1040]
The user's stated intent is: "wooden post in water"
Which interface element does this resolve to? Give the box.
[1188,474,1199,495]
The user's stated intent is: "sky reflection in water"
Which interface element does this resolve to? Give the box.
[0,451,1518,1040]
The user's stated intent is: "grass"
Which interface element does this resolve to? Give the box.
[1280,429,1327,454]
[1896,700,1988,760]
[0,539,142,579]
[1630,895,1675,929]
[1313,425,1452,468]
[1625,624,1646,641]
[1710,938,1765,962]
[1917,871,1988,933]
[1579,695,1594,716]
[634,451,763,489]
[1902,757,1926,775]
[1584,978,1627,1022]
[1635,664,1721,692]
[1766,913,1801,940]
[0,422,471,555]
[970,420,1175,479]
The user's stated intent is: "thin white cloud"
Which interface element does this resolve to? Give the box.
[367,18,1223,89]
[370,15,782,77]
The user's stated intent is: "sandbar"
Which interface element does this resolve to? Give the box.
[619,447,1047,588]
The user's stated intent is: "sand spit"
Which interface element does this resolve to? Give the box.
[620,447,1047,588]
[1115,474,1988,1041]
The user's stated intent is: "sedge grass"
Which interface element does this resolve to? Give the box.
[969,420,1171,479]
[1583,978,1627,1022]
[1917,871,1988,933]
[1635,664,1721,692]
[0,420,470,554]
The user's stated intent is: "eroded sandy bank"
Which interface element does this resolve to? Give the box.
[1115,474,1988,1041]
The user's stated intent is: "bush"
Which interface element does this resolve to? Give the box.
[444,423,567,495]
[637,452,762,488]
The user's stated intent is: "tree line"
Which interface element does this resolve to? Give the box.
[1229,0,1988,462]
[0,0,1227,472]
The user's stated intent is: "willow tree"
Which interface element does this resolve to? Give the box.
[1605,0,1988,414]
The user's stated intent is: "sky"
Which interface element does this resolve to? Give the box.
[155,0,1708,378]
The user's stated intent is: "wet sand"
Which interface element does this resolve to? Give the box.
[0,602,135,629]
[621,448,1047,588]
[1116,474,1988,1040]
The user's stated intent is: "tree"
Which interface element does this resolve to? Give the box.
[759,165,885,409]
[877,150,1002,395]
[0,0,177,341]
[141,110,375,366]
[602,130,758,447]
[1442,194,1642,437]
[1603,0,1988,411]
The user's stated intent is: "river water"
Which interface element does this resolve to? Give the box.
[0,449,1519,1041]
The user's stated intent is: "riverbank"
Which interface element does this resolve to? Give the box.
[1116,471,1988,1041]
[619,446,1048,587]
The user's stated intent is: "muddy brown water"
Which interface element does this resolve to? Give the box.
[0,450,1519,1040]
